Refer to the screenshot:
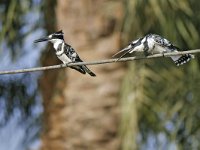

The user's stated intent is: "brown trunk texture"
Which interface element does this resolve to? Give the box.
[40,0,124,150]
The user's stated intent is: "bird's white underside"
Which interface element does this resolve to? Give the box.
[50,39,72,63]
[58,54,72,64]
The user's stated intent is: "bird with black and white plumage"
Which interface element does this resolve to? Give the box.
[112,34,194,66]
[34,30,96,76]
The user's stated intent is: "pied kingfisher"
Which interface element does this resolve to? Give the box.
[113,34,194,66]
[34,30,96,76]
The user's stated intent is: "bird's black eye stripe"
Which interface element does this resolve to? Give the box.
[52,34,63,39]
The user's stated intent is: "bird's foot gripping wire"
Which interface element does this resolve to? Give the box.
[62,62,72,67]
[162,51,166,57]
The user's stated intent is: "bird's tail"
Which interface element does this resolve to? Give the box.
[81,65,96,77]
[170,54,194,66]
[70,66,86,74]
[112,44,134,61]
[70,65,96,76]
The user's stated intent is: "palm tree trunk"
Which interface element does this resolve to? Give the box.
[40,0,124,150]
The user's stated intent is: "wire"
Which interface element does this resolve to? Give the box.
[0,49,199,75]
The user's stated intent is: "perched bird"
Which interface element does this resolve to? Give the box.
[113,34,194,66]
[34,30,96,76]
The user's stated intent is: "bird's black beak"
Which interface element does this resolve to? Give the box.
[34,36,50,43]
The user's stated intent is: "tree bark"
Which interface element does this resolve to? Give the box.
[40,0,124,150]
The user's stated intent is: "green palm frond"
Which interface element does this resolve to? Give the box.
[120,0,200,149]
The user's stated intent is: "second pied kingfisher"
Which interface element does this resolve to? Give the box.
[34,30,96,76]
[113,34,194,66]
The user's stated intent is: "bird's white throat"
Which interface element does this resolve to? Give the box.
[50,39,64,50]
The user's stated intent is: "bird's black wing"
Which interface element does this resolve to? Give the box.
[64,43,83,62]
[64,43,96,76]
[151,34,179,51]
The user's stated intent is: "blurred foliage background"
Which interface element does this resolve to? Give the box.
[0,0,43,149]
[0,0,200,150]
[120,0,200,149]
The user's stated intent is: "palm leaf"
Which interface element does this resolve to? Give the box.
[120,0,200,149]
